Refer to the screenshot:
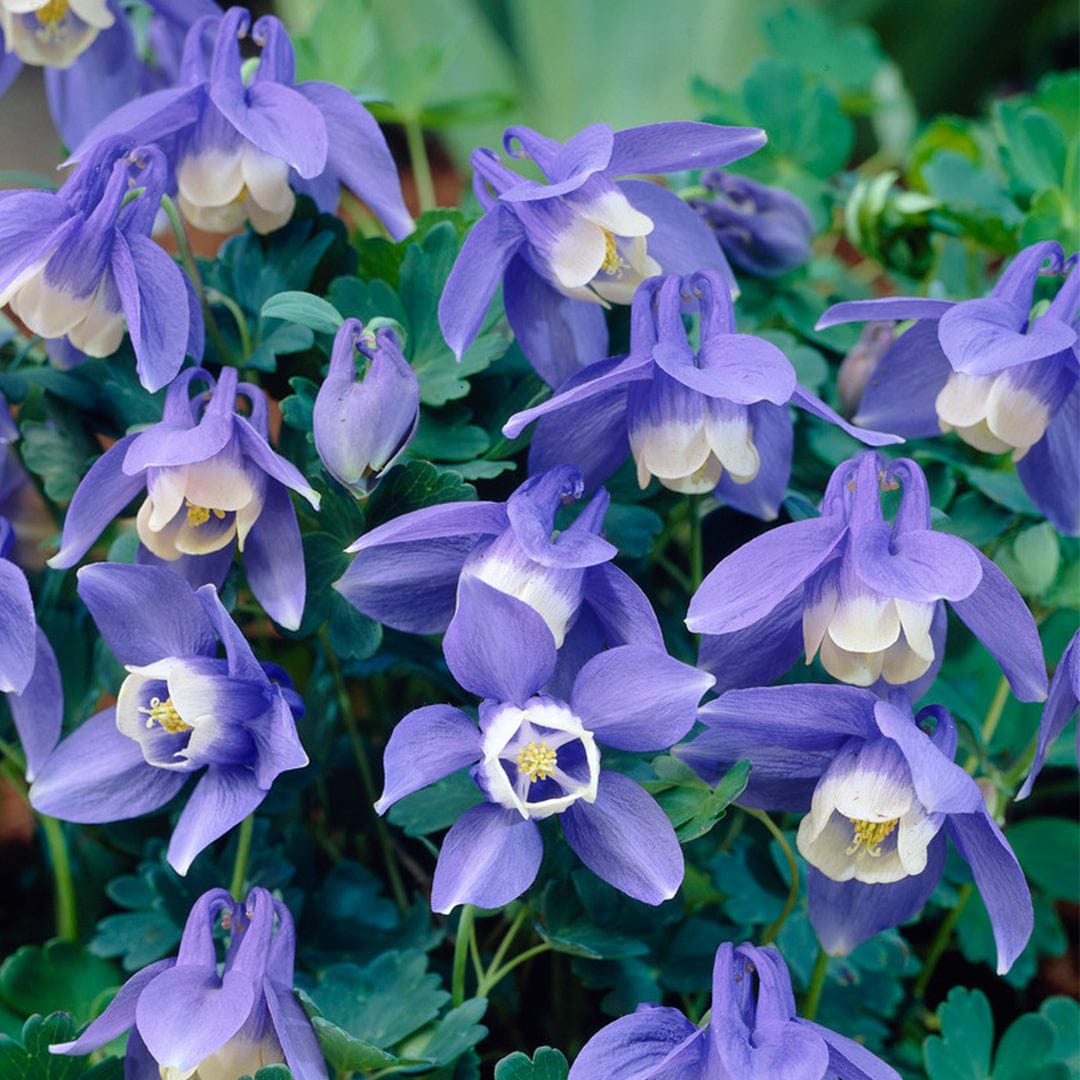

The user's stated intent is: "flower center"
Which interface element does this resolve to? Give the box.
[34,0,68,27]
[600,229,625,276]
[139,696,191,735]
[185,500,227,527]
[516,741,557,782]
[845,817,899,858]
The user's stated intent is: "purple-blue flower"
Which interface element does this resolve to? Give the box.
[48,365,319,630]
[437,120,766,387]
[375,578,713,910]
[690,169,815,278]
[313,317,419,498]
[30,563,308,874]
[0,137,202,391]
[818,241,1080,534]
[677,686,1033,973]
[504,272,901,519]
[687,450,1048,699]
[72,6,413,239]
[50,886,326,1079]
[1018,629,1079,800]
[568,940,900,1079]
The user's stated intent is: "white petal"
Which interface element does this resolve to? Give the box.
[136,498,184,561]
[183,456,258,513]
[803,575,838,662]
[241,147,296,214]
[177,148,245,209]
[895,599,935,661]
[145,468,189,532]
[935,371,993,429]
[9,273,95,338]
[879,636,934,684]
[68,0,115,29]
[548,215,606,290]
[952,420,1014,455]
[637,418,711,483]
[827,591,901,654]
[895,802,941,876]
[985,378,1051,450]
[704,407,760,482]
[576,187,653,237]
[818,635,884,686]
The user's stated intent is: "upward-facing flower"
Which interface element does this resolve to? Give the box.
[818,241,1080,534]
[676,686,1033,973]
[568,941,900,1079]
[438,120,766,387]
[503,272,900,519]
[30,563,308,874]
[72,7,413,239]
[0,137,202,390]
[687,451,1048,698]
[48,365,319,629]
[51,886,327,1079]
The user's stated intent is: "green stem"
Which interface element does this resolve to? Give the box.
[913,884,972,1000]
[688,495,703,594]
[206,289,253,362]
[229,813,255,899]
[485,907,528,982]
[745,809,799,946]
[801,946,829,1021]
[452,905,477,1007]
[404,116,436,214]
[41,815,78,941]
[963,675,1010,774]
[477,941,553,997]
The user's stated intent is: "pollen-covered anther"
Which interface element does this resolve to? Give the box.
[139,696,191,734]
[600,229,625,276]
[185,499,227,527]
[35,0,70,28]
[516,740,557,782]
[846,816,899,858]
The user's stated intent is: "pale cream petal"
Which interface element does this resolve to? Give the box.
[548,216,606,290]
[985,378,1051,450]
[177,148,245,208]
[827,592,901,654]
[935,371,993,428]
[818,635,884,686]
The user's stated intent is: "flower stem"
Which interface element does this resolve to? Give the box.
[477,941,553,997]
[745,809,799,946]
[963,675,1010,774]
[452,904,477,1007]
[206,289,253,362]
[913,883,973,1000]
[687,495,704,594]
[229,813,255,900]
[40,814,78,941]
[484,906,529,983]
[801,946,829,1021]
[404,115,436,214]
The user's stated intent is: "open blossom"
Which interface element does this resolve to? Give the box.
[818,241,1080,534]
[51,886,326,1079]
[30,563,308,875]
[72,6,412,239]
[503,271,900,519]
[438,120,766,387]
[375,577,713,911]
[687,450,1048,699]
[676,686,1033,973]
[569,941,900,1080]
[1018,630,1079,800]
[49,366,319,630]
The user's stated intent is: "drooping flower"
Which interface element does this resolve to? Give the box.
[72,6,413,239]
[313,318,419,498]
[375,577,713,911]
[676,685,1033,973]
[690,169,815,278]
[818,241,1080,534]
[336,464,664,692]
[503,272,900,520]
[0,137,202,391]
[48,365,319,630]
[438,120,766,387]
[51,886,327,1079]
[568,940,900,1080]
[687,450,1048,698]
[30,563,308,874]
[1017,629,1079,800]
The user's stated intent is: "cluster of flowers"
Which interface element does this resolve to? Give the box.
[0,3,1076,1076]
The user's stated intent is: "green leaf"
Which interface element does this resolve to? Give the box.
[651,758,750,843]
[1007,818,1080,902]
[89,911,181,973]
[601,503,663,559]
[279,376,320,434]
[1041,996,1080,1073]
[993,1013,1063,1080]
[20,419,97,503]
[387,769,484,838]
[921,151,1023,245]
[363,460,476,531]
[994,101,1067,196]
[761,7,882,95]
[240,1067,294,1080]
[260,290,344,334]
[923,987,993,1080]
[994,522,1060,598]
[309,1016,400,1074]
[494,1048,570,1080]
[0,942,120,1027]
[406,998,488,1067]
[0,1013,87,1080]
[412,408,491,463]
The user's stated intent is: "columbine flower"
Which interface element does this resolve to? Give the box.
[0,138,202,390]
[30,563,308,874]
[313,318,419,498]
[676,685,1033,972]
[1018,630,1079,800]
[48,365,319,630]
[568,940,900,1079]
[375,577,713,910]
[687,450,1048,698]
[1,0,113,66]
[690,169,815,277]
[437,120,766,387]
[72,7,412,239]
[818,241,1080,534]
[51,886,326,1079]
[503,272,900,519]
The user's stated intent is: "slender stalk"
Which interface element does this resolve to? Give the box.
[40,814,78,941]
[229,813,255,900]
[206,289,253,362]
[913,884,973,1000]
[452,905,477,1007]
[801,946,829,1021]
[477,941,553,997]
[745,808,799,946]
[688,494,704,594]
[404,116,436,214]
[963,675,1010,774]
[485,907,529,982]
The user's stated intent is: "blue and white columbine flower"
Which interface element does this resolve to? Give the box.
[503,271,900,519]
[818,241,1080,534]
[569,941,900,1080]
[676,685,1033,973]
[687,450,1047,698]
[376,577,713,911]
[438,120,766,387]
[51,886,326,1079]
[1018,629,1079,800]
[48,366,320,630]
[30,563,308,874]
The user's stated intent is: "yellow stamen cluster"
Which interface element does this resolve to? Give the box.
[600,229,624,276]
[139,696,191,734]
[516,741,557,783]
[34,0,69,28]
[185,499,227,527]
[846,817,899,858]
